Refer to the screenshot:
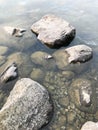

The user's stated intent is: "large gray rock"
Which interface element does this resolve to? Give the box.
[81,121,98,130]
[31,14,76,48]
[0,78,53,130]
[66,44,93,63]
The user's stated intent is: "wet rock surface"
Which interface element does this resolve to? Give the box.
[0,78,53,130]
[0,62,18,83]
[31,14,76,48]
[66,44,93,63]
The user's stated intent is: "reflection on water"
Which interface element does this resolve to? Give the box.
[0,0,98,129]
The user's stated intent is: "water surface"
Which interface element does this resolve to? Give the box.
[0,0,98,129]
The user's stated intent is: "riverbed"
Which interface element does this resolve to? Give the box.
[0,0,98,130]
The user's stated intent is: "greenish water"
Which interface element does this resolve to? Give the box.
[0,0,98,129]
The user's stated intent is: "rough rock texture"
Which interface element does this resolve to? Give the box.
[66,44,93,63]
[31,14,76,48]
[69,78,97,113]
[0,78,53,130]
[81,121,98,130]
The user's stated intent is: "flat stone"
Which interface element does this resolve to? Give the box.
[0,78,53,130]
[81,121,98,130]
[31,14,76,48]
[65,44,93,63]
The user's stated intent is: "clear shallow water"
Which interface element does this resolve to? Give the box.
[0,0,98,129]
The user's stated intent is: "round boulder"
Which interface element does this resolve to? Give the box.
[0,78,53,130]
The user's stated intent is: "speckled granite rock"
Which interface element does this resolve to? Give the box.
[31,14,76,48]
[0,78,53,130]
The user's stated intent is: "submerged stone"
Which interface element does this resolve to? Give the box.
[69,78,97,113]
[31,51,55,70]
[31,14,76,48]
[30,68,45,81]
[0,78,53,130]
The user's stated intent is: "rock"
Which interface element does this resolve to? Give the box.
[81,121,98,130]
[67,111,76,124]
[69,78,97,113]
[53,49,69,70]
[31,51,55,70]
[31,14,76,48]
[61,71,75,81]
[0,52,32,77]
[0,78,53,130]
[53,48,89,73]
[0,46,8,55]
[0,62,18,83]
[30,68,45,81]
[4,26,26,37]
[65,44,93,63]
